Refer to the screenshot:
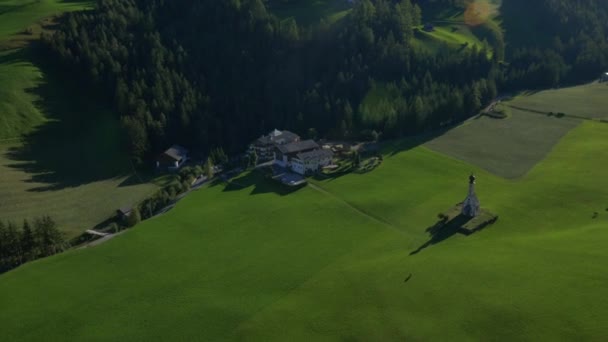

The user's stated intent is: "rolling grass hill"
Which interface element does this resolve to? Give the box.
[0,49,45,140]
[413,0,503,55]
[424,110,581,179]
[267,0,502,56]
[267,0,352,26]
[414,23,485,52]
[358,82,400,126]
[0,0,93,139]
[2,1,608,339]
[425,82,608,178]
[0,1,157,237]
[508,82,608,120]
[0,0,91,42]
[1,118,608,340]
[0,49,158,237]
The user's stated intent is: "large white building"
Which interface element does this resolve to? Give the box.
[274,139,333,175]
[290,149,333,175]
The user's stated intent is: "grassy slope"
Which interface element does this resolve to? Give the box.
[268,0,351,26]
[358,83,399,126]
[2,121,608,340]
[426,82,608,178]
[414,23,484,52]
[509,83,608,120]
[268,0,498,55]
[0,0,92,139]
[242,122,608,341]
[0,175,387,341]
[0,144,158,238]
[0,49,45,139]
[414,0,502,54]
[424,110,580,179]
[0,0,91,42]
[0,2,157,237]
[0,50,158,237]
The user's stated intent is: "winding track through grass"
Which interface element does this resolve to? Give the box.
[308,182,397,229]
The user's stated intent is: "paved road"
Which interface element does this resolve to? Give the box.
[80,175,214,249]
[85,229,109,237]
[80,231,126,249]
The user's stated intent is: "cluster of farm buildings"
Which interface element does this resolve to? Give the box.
[154,129,336,177]
[249,129,334,175]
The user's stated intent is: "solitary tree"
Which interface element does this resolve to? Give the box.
[0,221,7,271]
[242,154,251,169]
[352,151,361,168]
[6,222,23,265]
[34,216,65,257]
[371,130,380,142]
[250,150,258,168]
[21,219,35,261]
[204,157,215,178]
[127,207,142,227]
[194,165,204,178]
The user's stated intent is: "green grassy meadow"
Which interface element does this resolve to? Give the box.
[509,82,608,120]
[0,3,156,237]
[0,50,158,237]
[425,82,608,178]
[0,0,91,42]
[268,0,352,26]
[0,49,45,139]
[0,143,158,238]
[358,82,400,126]
[2,1,608,340]
[415,24,484,51]
[413,0,503,54]
[2,119,608,340]
[267,0,500,56]
[424,110,581,179]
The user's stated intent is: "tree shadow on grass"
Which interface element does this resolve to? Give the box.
[4,46,133,192]
[410,214,473,255]
[383,126,458,157]
[222,171,301,196]
[312,166,353,182]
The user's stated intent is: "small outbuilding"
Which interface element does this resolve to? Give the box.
[156,145,189,171]
[423,23,435,32]
[117,206,132,220]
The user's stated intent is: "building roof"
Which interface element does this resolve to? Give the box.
[295,148,333,162]
[256,129,300,146]
[117,206,132,216]
[161,145,188,161]
[275,130,299,143]
[277,139,319,155]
